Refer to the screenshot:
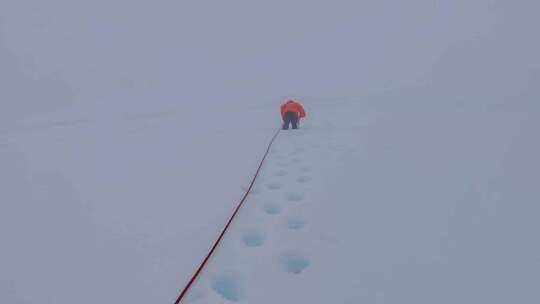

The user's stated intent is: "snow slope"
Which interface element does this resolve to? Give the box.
[2,98,538,304]
[186,100,539,304]
[2,0,539,303]
[0,103,280,303]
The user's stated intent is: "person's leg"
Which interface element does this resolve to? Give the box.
[282,112,291,130]
[291,114,299,129]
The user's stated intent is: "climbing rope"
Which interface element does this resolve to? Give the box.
[173,129,281,304]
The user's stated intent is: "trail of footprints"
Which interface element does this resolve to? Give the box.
[263,203,281,215]
[211,143,313,302]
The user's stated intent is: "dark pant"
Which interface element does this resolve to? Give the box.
[282,112,299,130]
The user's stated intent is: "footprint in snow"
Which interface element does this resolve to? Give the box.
[287,217,306,230]
[211,272,242,302]
[286,192,304,202]
[242,230,265,247]
[263,203,281,215]
[280,253,311,274]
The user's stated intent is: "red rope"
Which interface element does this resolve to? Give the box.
[173,129,281,304]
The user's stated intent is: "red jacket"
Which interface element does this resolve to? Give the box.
[280,100,306,119]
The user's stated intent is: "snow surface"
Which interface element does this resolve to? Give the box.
[2,0,540,303]
[185,100,540,303]
[0,103,279,303]
[2,100,539,304]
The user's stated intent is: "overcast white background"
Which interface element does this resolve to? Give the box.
[1,0,539,303]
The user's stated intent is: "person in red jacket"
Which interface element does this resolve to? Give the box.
[280,100,306,130]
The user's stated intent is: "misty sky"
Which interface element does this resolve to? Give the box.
[1,0,539,125]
